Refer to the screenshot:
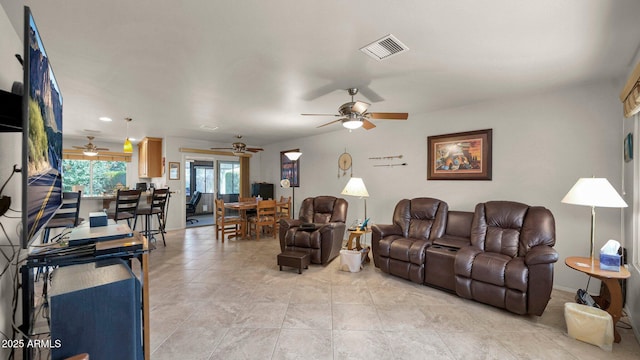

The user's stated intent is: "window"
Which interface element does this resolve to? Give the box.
[219,161,240,195]
[62,159,127,196]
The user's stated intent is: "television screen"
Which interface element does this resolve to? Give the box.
[22,6,63,248]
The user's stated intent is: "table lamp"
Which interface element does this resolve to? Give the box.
[341,177,369,226]
[561,177,627,263]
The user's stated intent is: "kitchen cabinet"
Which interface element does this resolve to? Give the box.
[138,137,162,178]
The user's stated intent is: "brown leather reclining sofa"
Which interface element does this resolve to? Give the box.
[372,198,558,316]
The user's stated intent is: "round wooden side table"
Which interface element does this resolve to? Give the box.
[346,228,371,262]
[564,256,630,343]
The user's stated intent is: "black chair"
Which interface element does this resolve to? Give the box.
[186,191,202,224]
[137,188,170,246]
[107,189,142,229]
[42,191,82,244]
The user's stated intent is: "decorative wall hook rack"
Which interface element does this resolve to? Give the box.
[373,162,407,167]
[368,155,403,160]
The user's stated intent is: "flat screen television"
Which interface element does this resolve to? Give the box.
[21,6,63,248]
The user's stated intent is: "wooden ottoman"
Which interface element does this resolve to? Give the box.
[277,251,310,274]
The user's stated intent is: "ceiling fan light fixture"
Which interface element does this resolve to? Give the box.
[343,119,363,130]
[83,150,98,156]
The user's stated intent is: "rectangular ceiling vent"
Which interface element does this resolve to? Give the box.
[360,34,409,61]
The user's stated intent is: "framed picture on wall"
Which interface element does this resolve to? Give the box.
[280,149,300,187]
[168,162,180,180]
[427,129,493,180]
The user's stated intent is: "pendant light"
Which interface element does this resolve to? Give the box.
[123,117,133,153]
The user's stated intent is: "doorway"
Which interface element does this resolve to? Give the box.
[185,160,215,227]
[184,158,241,228]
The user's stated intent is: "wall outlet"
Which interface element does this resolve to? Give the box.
[202,204,208,212]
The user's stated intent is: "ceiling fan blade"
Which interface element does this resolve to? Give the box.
[246,147,264,152]
[210,147,233,150]
[316,119,344,128]
[96,147,109,151]
[357,86,385,103]
[72,146,86,149]
[301,113,341,117]
[362,119,376,130]
[367,112,409,120]
[351,101,370,114]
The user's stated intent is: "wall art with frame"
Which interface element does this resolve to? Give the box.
[427,129,493,180]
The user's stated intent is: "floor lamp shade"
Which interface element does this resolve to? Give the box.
[341,177,369,221]
[561,178,628,208]
[561,178,627,261]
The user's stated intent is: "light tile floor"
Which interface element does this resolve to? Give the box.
[148,227,640,359]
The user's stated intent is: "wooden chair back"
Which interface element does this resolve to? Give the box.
[215,198,243,241]
[250,199,277,239]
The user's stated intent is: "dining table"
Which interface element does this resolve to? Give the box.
[224,200,289,239]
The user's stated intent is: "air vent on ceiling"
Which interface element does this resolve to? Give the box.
[360,34,409,61]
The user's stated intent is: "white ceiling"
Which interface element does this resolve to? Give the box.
[3,0,640,148]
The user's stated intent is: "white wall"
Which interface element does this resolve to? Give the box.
[0,4,24,358]
[260,80,624,294]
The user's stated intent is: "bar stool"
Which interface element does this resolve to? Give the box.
[107,189,142,229]
[137,188,170,246]
[42,191,82,244]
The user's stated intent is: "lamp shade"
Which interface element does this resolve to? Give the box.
[561,178,628,208]
[285,151,302,161]
[341,177,369,198]
[123,138,133,153]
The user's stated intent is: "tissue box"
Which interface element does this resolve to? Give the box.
[599,252,620,272]
[89,212,108,227]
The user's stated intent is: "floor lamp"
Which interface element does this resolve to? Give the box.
[341,177,369,226]
[284,151,302,218]
[561,177,627,265]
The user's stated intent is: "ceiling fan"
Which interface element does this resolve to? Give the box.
[302,88,408,130]
[72,136,109,156]
[210,135,264,155]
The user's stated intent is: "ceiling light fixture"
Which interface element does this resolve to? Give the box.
[342,114,363,130]
[123,117,133,153]
[99,116,112,122]
[83,150,98,156]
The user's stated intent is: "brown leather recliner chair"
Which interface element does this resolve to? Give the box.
[279,196,348,264]
[371,198,448,284]
[454,201,558,316]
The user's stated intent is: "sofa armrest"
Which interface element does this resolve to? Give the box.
[453,246,483,278]
[316,222,347,264]
[371,224,402,239]
[524,245,558,266]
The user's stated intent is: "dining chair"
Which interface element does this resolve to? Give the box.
[42,191,83,244]
[215,198,243,242]
[275,196,291,234]
[239,196,258,218]
[107,189,142,229]
[248,199,277,240]
[136,188,170,246]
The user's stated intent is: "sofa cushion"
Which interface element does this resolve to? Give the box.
[391,238,429,265]
[470,252,511,286]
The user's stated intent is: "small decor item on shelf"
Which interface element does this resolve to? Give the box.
[360,218,370,230]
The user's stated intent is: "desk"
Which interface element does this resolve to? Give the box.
[224,200,288,238]
[565,256,630,343]
[21,231,150,360]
